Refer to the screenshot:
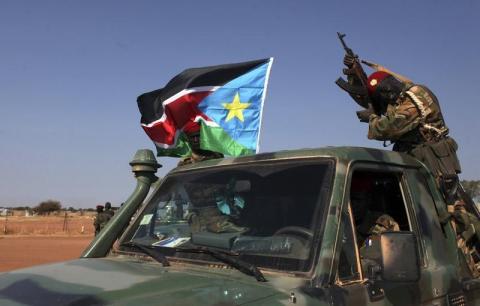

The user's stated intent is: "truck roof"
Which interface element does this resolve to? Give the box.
[171,146,423,173]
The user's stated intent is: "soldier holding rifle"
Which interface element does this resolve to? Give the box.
[335,32,480,275]
[336,32,467,205]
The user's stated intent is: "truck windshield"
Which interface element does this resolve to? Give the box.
[121,159,333,273]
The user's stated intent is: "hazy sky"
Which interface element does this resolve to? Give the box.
[1,1,479,208]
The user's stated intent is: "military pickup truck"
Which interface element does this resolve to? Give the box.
[1,147,479,305]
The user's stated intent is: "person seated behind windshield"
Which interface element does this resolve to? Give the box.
[186,183,247,234]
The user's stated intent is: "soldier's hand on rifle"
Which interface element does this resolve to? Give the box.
[356,106,374,123]
[343,54,355,68]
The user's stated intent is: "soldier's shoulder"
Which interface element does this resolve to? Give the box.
[373,214,400,233]
[375,214,397,227]
[395,98,418,115]
[406,84,437,102]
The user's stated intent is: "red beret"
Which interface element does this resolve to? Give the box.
[367,71,391,95]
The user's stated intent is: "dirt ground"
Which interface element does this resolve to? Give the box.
[0,215,96,272]
[0,236,93,272]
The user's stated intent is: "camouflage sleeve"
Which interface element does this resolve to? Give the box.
[367,99,421,141]
[368,214,400,235]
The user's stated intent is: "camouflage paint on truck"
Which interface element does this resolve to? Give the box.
[0,146,478,305]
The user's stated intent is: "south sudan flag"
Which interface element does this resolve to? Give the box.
[137,58,273,157]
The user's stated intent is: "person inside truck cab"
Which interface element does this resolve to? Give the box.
[350,175,400,248]
[350,174,401,277]
[341,54,480,278]
[185,181,247,234]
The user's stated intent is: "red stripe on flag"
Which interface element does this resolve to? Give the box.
[142,117,177,146]
[142,91,213,146]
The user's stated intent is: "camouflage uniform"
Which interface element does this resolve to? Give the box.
[185,184,246,234]
[189,206,247,234]
[357,212,399,247]
[94,212,112,236]
[104,202,114,218]
[449,201,480,277]
[104,209,114,218]
[366,83,462,191]
[357,213,399,276]
[344,63,462,188]
[347,71,480,275]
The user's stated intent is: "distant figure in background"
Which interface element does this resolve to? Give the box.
[104,202,114,218]
[94,205,109,236]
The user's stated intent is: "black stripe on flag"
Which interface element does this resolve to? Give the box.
[137,58,269,125]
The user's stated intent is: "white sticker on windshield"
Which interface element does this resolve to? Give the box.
[153,237,190,247]
[140,214,153,225]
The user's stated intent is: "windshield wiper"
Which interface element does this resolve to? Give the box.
[174,246,267,282]
[121,241,170,267]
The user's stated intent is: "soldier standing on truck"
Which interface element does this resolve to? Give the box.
[355,68,463,197]
[335,32,480,275]
[338,47,461,203]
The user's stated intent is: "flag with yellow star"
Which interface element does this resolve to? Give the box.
[197,58,273,156]
[137,58,273,157]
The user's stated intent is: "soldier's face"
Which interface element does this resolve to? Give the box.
[371,96,389,115]
[372,76,404,113]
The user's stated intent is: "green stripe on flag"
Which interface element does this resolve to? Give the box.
[156,132,192,157]
[200,123,254,157]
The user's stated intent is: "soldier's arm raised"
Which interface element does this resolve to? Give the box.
[335,32,372,110]
[367,100,421,140]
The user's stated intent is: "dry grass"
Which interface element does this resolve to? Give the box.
[1,214,96,236]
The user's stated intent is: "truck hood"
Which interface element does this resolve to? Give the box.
[0,258,295,305]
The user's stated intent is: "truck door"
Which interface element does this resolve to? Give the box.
[332,166,424,306]
[405,169,468,305]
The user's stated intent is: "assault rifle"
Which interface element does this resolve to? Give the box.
[335,32,371,109]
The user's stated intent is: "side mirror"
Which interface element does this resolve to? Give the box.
[379,231,420,282]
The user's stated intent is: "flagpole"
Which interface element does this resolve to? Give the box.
[256,57,274,153]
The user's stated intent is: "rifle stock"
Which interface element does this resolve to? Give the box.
[362,60,413,84]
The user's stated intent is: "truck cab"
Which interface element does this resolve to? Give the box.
[1,147,479,305]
